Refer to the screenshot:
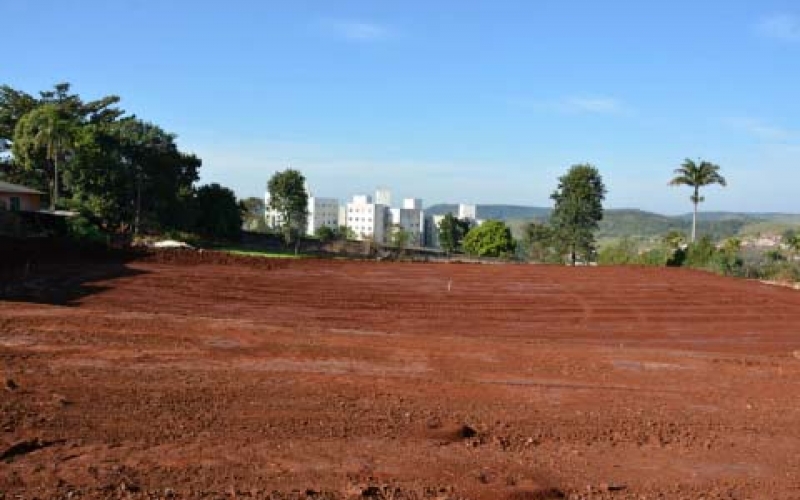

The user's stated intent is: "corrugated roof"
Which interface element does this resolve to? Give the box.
[0,180,43,195]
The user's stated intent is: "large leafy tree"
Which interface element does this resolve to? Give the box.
[437,212,471,254]
[267,168,308,247]
[194,183,242,240]
[550,164,607,265]
[462,220,516,258]
[2,83,203,234]
[4,83,123,209]
[0,86,38,149]
[64,117,199,232]
[669,159,726,242]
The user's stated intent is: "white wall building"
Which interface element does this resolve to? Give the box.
[458,203,477,221]
[306,196,340,236]
[345,194,389,243]
[375,187,392,206]
[390,198,425,246]
[264,189,284,230]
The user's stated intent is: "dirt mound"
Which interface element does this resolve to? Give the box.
[139,248,295,269]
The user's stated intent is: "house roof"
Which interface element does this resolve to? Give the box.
[0,180,43,195]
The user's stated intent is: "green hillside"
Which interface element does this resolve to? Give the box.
[427,204,800,242]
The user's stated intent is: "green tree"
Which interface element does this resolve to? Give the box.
[193,184,242,240]
[315,225,336,242]
[522,222,558,263]
[437,213,471,254]
[2,83,122,191]
[267,169,308,249]
[783,231,800,260]
[2,83,201,235]
[337,225,356,241]
[390,225,411,253]
[68,118,199,233]
[550,164,607,265]
[240,196,267,232]
[462,220,516,258]
[669,159,726,243]
[12,103,77,210]
[662,230,688,250]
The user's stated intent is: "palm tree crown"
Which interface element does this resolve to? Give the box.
[669,159,726,242]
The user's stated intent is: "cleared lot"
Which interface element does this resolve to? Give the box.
[2,255,800,499]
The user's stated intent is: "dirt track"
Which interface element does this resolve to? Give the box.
[2,254,800,499]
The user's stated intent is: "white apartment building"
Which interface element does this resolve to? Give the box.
[264,190,284,230]
[375,187,392,206]
[426,214,446,248]
[458,203,477,221]
[306,196,340,236]
[345,194,389,242]
[390,198,425,246]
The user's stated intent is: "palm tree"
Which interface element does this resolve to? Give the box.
[669,159,726,242]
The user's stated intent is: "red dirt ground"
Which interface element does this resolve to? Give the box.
[2,254,800,499]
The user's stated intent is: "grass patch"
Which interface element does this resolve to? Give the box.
[215,247,307,259]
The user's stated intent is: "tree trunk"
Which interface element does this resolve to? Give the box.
[134,169,142,235]
[52,156,59,212]
[691,186,698,243]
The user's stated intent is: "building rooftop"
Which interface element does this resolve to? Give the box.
[0,180,43,195]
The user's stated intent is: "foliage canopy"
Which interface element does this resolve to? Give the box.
[550,164,607,265]
[462,220,516,258]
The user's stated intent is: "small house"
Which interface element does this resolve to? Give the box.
[0,181,43,212]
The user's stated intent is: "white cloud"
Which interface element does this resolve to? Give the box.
[726,117,796,142]
[755,14,800,42]
[562,96,625,114]
[512,95,629,115]
[326,20,391,41]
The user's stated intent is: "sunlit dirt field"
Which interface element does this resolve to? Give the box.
[2,254,800,499]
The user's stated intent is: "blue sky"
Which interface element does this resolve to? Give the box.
[4,1,799,213]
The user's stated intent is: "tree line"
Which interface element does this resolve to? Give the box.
[439,160,730,265]
[440,164,607,264]
[0,83,242,239]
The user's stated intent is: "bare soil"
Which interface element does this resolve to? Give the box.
[2,253,800,499]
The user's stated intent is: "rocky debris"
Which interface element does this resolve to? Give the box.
[52,393,72,406]
[506,488,566,500]
[0,438,55,461]
[4,378,17,391]
[459,425,478,439]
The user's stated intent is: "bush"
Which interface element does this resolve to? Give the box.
[462,220,516,258]
[598,238,639,265]
[66,214,107,245]
[684,237,717,268]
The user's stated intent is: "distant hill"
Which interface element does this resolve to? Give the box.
[426,204,800,241]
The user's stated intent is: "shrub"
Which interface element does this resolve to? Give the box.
[66,214,107,245]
